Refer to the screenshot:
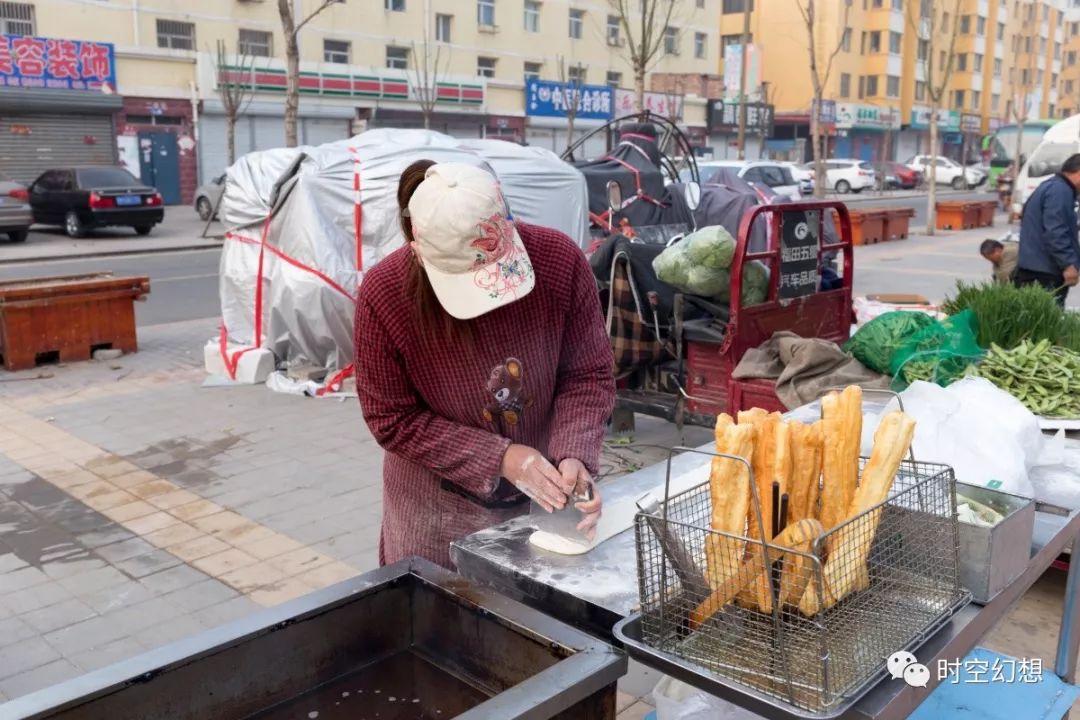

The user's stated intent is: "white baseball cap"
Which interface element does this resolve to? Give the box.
[408,163,535,320]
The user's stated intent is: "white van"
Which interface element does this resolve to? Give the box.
[1012,113,1080,216]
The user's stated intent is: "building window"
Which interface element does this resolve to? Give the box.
[841,28,852,52]
[436,13,452,42]
[994,57,1001,74]
[385,0,405,9]
[973,53,982,72]
[721,34,743,52]
[607,70,622,87]
[694,32,706,59]
[1022,68,1031,85]
[972,90,981,109]
[524,61,542,80]
[858,75,865,98]
[607,15,621,45]
[889,31,901,54]
[664,26,679,55]
[697,0,705,7]
[524,1,539,32]
[892,0,902,8]
[976,16,986,36]
[997,21,1004,40]
[840,72,851,98]
[478,0,495,27]
[865,74,879,96]
[569,9,584,39]
[868,30,881,53]
[886,74,900,97]
[1055,41,1062,60]
[917,38,928,61]
[915,80,926,101]
[386,45,409,69]
[721,0,752,13]
[957,53,967,71]
[238,29,272,57]
[323,39,350,64]
[940,49,946,69]
[954,89,965,108]
[1040,37,1047,55]
[477,56,496,78]
[567,65,585,83]
[959,15,970,34]
[992,93,1000,112]
[1069,51,1078,67]
[1067,80,1075,94]
[156,19,195,51]
[0,1,34,34]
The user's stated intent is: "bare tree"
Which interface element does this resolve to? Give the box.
[214,39,256,166]
[408,41,447,130]
[909,0,963,234]
[661,74,685,124]
[277,0,340,147]
[557,57,584,154]
[1008,11,1039,182]
[797,0,852,197]
[609,0,678,111]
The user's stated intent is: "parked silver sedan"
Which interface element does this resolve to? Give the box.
[193,173,225,221]
[0,171,32,243]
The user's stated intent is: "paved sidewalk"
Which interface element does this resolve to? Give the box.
[0,208,221,264]
[0,301,1074,715]
[0,317,707,713]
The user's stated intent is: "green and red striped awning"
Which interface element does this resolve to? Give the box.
[221,66,483,105]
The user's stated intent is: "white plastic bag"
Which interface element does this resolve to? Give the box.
[868,378,1043,497]
[652,676,759,720]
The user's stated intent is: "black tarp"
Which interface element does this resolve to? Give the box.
[575,123,694,229]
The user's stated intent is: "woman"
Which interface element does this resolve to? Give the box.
[354,160,616,568]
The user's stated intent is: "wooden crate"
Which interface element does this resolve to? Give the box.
[0,273,151,371]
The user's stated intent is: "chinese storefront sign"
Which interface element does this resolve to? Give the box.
[909,107,961,131]
[525,78,613,120]
[812,99,837,125]
[613,89,683,119]
[0,34,115,91]
[836,103,901,130]
[706,100,775,135]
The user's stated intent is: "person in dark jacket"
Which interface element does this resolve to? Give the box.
[1015,153,1080,306]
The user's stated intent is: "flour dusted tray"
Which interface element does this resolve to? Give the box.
[615,452,970,719]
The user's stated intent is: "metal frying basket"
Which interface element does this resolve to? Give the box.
[633,448,968,716]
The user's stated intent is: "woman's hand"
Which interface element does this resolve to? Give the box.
[501,444,570,512]
[559,459,602,541]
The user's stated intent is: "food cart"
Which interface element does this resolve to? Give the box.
[451,397,1080,719]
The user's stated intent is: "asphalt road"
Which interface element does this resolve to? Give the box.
[0,248,221,327]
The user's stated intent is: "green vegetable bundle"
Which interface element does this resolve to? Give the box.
[968,339,1080,417]
[890,310,983,389]
[845,311,936,374]
[941,280,1080,352]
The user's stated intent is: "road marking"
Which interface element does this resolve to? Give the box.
[0,402,358,607]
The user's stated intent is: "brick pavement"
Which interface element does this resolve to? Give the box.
[1,314,1072,716]
[0,317,702,712]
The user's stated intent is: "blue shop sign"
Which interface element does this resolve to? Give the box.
[0,33,116,91]
[525,78,613,120]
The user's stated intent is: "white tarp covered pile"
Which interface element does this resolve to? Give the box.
[216,129,588,384]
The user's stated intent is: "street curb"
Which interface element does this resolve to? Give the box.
[0,241,223,265]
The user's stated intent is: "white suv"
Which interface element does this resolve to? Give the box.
[906,155,986,189]
[816,159,876,193]
[690,161,803,200]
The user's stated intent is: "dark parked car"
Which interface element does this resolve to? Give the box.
[29,166,164,238]
[0,171,31,243]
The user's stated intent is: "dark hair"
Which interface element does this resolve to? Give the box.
[399,159,472,343]
[1063,154,1080,175]
[979,239,1003,255]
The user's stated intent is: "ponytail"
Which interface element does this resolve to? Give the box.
[398,159,472,344]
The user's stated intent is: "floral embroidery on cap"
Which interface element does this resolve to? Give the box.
[471,213,515,270]
[474,237,534,300]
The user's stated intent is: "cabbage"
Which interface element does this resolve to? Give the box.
[742,261,769,306]
[683,225,736,270]
[686,265,729,297]
[653,244,691,289]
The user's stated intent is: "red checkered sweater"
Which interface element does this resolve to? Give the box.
[354,222,615,569]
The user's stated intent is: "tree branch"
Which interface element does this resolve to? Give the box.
[295,0,338,36]
[820,1,851,89]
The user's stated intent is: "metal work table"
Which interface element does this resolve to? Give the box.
[452,413,1080,719]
